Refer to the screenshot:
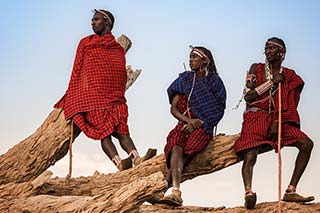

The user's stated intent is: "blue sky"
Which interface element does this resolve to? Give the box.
[1,0,319,207]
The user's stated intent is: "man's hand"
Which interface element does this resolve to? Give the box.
[181,124,194,135]
[246,82,256,90]
[188,118,204,129]
[272,73,285,84]
[268,122,279,142]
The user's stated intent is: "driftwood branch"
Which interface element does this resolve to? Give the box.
[0,172,167,213]
[0,134,240,199]
[139,202,320,213]
[0,134,241,212]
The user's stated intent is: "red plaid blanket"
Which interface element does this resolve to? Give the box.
[54,33,127,119]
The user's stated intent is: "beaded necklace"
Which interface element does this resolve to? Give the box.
[181,72,197,119]
[265,61,283,113]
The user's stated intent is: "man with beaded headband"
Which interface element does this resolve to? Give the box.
[149,46,226,206]
[54,9,155,172]
[234,37,314,209]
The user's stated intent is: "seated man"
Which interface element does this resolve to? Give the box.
[159,46,226,206]
[234,37,314,209]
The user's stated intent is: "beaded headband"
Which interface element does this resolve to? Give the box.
[266,40,285,50]
[189,45,209,61]
[93,9,113,25]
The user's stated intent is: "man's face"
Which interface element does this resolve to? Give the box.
[189,52,204,71]
[264,42,283,63]
[91,12,108,35]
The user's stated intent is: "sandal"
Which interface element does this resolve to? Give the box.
[134,148,157,166]
[146,191,165,205]
[159,189,183,206]
[244,191,257,209]
[282,192,315,203]
[117,156,133,171]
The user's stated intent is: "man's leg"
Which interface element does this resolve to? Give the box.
[113,133,156,165]
[242,148,258,192]
[146,155,177,205]
[170,146,184,191]
[112,133,140,164]
[161,145,184,206]
[281,138,314,202]
[101,135,132,171]
[101,135,119,160]
[113,133,137,153]
[166,169,173,187]
[242,148,258,209]
[288,138,313,189]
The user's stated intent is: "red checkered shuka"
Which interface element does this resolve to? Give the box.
[164,95,211,167]
[54,33,127,119]
[234,64,308,154]
[72,103,129,140]
[54,33,129,139]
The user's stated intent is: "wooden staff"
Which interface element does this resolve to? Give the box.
[68,120,74,178]
[277,82,282,213]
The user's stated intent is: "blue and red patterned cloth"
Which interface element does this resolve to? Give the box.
[164,95,210,167]
[167,71,227,137]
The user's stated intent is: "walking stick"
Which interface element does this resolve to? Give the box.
[68,120,74,178]
[277,82,282,213]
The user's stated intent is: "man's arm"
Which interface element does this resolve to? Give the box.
[244,63,285,103]
[244,64,259,103]
[170,94,204,134]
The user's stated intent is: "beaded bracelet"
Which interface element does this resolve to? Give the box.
[254,80,273,95]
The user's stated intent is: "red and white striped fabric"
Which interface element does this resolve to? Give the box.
[234,110,307,154]
[234,63,308,154]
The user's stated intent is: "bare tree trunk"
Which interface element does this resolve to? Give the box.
[0,172,167,213]
[0,34,141,185]
[182,133,240,181]
[0,134,241,199]
[0,134,241,212]
[139,202,320,213]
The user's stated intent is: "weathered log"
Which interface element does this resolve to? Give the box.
[0,34,141,185]
[126,65,141,89]
[0,171,53,199]
[0,172,167,213]
[41,134,240,196]
[0,134,243,212]
[140,205,226,213]
[182,133,240,181]
[0,134,240,198]
[139,202,320,213]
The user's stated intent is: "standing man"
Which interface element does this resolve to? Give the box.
[55,9,155,171]
[234,37,314,209]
